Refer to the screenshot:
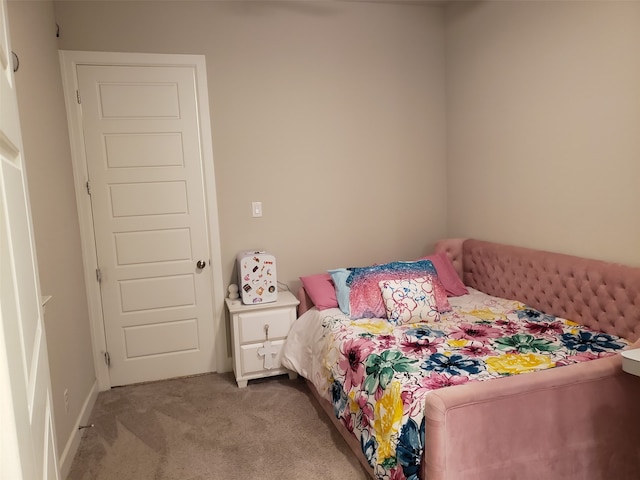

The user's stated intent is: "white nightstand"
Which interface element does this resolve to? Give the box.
[225,290,300,388]
[621,349,640,377]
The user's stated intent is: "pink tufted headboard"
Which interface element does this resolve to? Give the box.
[435,239,640,343]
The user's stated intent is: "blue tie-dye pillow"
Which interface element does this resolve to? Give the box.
[346,260,450,319]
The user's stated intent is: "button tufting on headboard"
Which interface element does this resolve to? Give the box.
[434,238,466,280]
[461,239,640,343]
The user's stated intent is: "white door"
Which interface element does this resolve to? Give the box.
[0,0,60,479]
[76,64,217,386]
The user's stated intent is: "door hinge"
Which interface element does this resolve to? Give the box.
[76,89,81,104]
[104,351,111,367]
[86,181,91,195]
[96,268,102,283]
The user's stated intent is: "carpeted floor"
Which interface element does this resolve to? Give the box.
[67,372,370,480]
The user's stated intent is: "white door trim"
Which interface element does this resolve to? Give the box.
[59,50,228,390]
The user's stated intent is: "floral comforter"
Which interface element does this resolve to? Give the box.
[314,289,629,480]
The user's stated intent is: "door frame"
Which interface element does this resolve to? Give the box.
[59,50,227,390]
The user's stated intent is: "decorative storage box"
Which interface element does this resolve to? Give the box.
[237,251,277,304]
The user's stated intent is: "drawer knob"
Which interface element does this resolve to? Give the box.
[264,324,269,339]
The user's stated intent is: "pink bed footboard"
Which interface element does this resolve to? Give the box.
[298,239,640,479]
[422,346,640,479]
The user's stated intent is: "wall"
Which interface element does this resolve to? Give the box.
[445,1,640,266]
[7,0,96,472]
[9,0,639,472]
[8,0,445,470]
[54,0,448,292]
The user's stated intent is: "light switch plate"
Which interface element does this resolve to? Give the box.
[252,201,262,217]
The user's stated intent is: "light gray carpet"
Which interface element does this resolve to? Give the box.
[67,373,370,480]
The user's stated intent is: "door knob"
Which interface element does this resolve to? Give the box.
[196,260,207,269]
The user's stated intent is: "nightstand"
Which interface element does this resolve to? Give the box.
[225,290,300,388]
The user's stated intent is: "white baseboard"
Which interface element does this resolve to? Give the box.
[58,380,98,480]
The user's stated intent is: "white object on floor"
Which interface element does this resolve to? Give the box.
[621,349,640,377]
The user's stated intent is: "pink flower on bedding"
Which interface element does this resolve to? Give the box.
[450,322,502,343]
[354,391,374,429]
[555,351,615,366]
[400,334,444,356]
[389,467,406,480]
[401,387,428,418]
[401,373,469,417]
[524,320,564,337]
[377,334,397,349]
[339,337,375,392]
[494,319,520,335]
[422,372,469,390]
[460,343,493,357]
[334,324,353,342]
[341,411,354,433]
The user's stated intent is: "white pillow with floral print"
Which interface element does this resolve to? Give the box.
[379,276,440,325]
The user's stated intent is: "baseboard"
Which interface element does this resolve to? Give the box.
[58,380,98,479]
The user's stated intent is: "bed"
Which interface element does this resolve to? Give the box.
[282,238,640,480]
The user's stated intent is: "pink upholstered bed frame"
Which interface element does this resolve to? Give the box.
[297,239,640,480]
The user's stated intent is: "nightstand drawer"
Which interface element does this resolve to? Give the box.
[240,340,285,374]
[238,308,294,344]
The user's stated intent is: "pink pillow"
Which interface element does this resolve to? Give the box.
[300,273,338,310]
[420,251,468,297]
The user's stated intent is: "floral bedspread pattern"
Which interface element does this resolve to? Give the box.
[316,289,629,480]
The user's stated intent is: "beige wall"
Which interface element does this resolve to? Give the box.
[12,0,639,470]
[54,0,448,292]
[7,0,95,461]
[8,0,446,467]
[445,1,640,266]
